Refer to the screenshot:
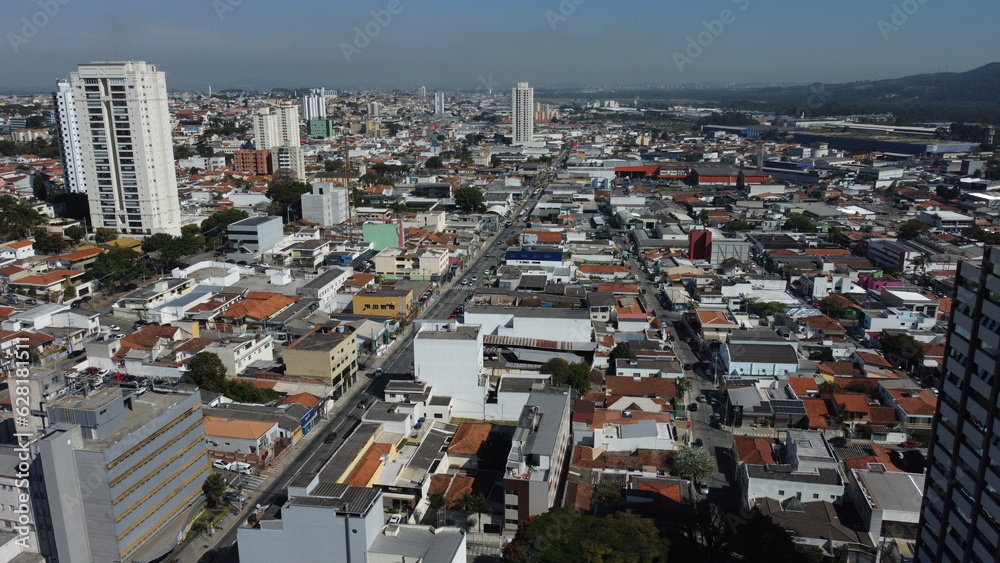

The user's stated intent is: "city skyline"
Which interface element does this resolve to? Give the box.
[4,0,1000,91]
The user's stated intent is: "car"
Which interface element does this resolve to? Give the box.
[79,296,92,303]
[697,394,706,403]
[324,432,338,444]
[112,373,127,381]
[899,440,921,448]
[68,350,84,358]
[108,324,121,332]
[484,270,490,276]
[453,306,463,314]
[25,299,37,305]
[357,400,367,409]
[230,461,253,475]
[689,403,698,412]
[447,314,456,320]
[695,438,704,448]
[224,492,248,503]
[375,368,383,377]
[71,301,83,309]
[683,363,692,370]
[698,480,710,494]
[471,276,478,282]
[388,514,403,524]
[112,333,126,339]
[213,460,231,471]
[97,369,112,377]
[705,367,714,377]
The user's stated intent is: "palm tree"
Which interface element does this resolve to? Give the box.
[427,492,447,527]
[675,376,692,407]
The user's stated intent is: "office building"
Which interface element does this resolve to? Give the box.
[366,101,380,117]
[301,181,350,226]
[68,61,182,236]
[434,92,446,115]
[308,117,336,138]
[511,82,534,146]
[915,246,1000,562]
[418,86,426,101]
[227,216,284,256]
[36,389,210,562]
[503,386,573,530]
[52,79,87,195]
[252,102,304,180]
[300,87,326,121]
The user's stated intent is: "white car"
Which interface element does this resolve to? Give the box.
[213,460,231,471]
[108,324,121,332]
[112,333,126,339]
[388,514,403,524]
[230,461,254,475]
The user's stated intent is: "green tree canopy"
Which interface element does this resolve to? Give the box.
[92,246,149,290]
[202,473,227,509]
[266,180,311,222]
[200,208,249,239]
[187,352,227,391]
[454,186,485,213]
[32,229,67,255]
[503,507,670,563]
[424,155,443,169]
[64,225,86,245]
[672,446,715,482]
[782,215,816,233]
[897,218,931,240]
[609,342,636,361]
[879,333,924,369]
[94,227,118,244]
[0,195,46,240]
[539,358,591,395]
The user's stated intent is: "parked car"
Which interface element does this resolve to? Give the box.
[447,314,456,320]
[230,461,253,475]
[688,403,699,412]
[213,460,231,471]
[70,301,82,309]
[97,369,111,377]
[695,438,704,448]
[697,394,706,403]
[108,324,121,332]
[899,440,921,448]
[111,333,126,339]
[698,480,710,494]
[25,299,37,305]
[388,514,403,524]
[224,492,248,503]
[324,432,338,444]
[374,368,383,377]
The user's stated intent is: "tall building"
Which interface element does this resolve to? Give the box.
[418,86,426,101]
[511,82,534,146]
[300,87,326,121]
[68,61,182,236]
[434,92,446,115]
[52,79,87,194]
[253,102,304,179]
[35,389,210,562]
[366,101,380,117]
[915,245,1000,562]
[234,148,272,175]
[301,181,350,226]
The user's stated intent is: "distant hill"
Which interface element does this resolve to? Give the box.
[820,63,1000,105]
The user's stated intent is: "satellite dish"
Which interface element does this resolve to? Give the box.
[256,504,262,510]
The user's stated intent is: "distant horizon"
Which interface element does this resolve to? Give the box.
[1,61,996,96]
[3,1,998,93]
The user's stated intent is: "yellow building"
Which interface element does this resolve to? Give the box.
[352,287,414,319]
[282,328,359,399]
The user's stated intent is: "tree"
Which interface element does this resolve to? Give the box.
[818,381,841,395]
[782,215,816,232]
[539,358,591,395]
[465,492,492,533]
[187,352,227,391]
[819,295,854,318]
[92,246,148,290]
[736,170,746,191]
[879,333,924,370]
[32,173,48,201]
[723,219,755,232]
[729,512,799,563]
[424,155,443,169]
[32,229,67,255]
[0,194,46,240]
[200,208,249,241]
[265,180,311,222]
[427,492,447,527]
[174,144,196,159]
[609,342,636,361]
[503,507,670,563]
[897,218,931,240]
[672,446,715,482]
[64,225,86,245]
[675,376,692,405]
[454,186,485,213]
[202,473,227,510]
[94,227,118,244]
[758,301,787,316]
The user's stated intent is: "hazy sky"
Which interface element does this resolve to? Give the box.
[4,0,999,92]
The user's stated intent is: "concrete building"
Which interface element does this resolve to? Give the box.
[308,117,336,138]
[296,268,350,312]
[738,430,844,512]
[503,386,573,530]
[352,288,414,319]
[300,88,326,121]
[35,390,210,562]
[0,446,41,558]
[204,334,274,376]
[52,78,87,194]
[203,415,280,467]
[372,247,450,281]
[233,149,272,175]
[301,181,350,227]
[227,216,284,257]
[253,102,304,180]
[916,246,1000,562]
[847,465,924,549]
[68,61,182,236]
[434,92,446,115]
[463,306,593,344]
[413,322,484,419]
[282,329,359,399]
[511,82,534,146]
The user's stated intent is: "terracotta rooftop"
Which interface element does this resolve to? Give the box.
[735,436,779,465]
[447,422,492,456]
[204,416,275,440]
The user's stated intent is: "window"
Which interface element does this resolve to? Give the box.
[778,490,785,496]
[504,489,518,496]
[505,519,518,525]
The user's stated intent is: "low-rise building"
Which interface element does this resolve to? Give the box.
[282,329,359,399]
[204,334,274,376]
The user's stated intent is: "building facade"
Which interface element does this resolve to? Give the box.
[227,216,284,256]
[252,102,304,180]
[915,246,1000,563]
[68,61,182,236]
[300,88,326,121]
[301,181,350,227]
[511,82,534,146]
[53,78,87,195]
[233,149,272,175]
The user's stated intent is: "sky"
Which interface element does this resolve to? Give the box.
[4,0,1000,92]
